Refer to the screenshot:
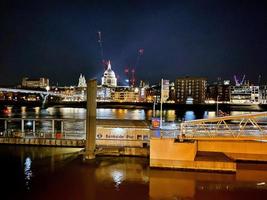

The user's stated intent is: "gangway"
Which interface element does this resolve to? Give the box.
[180,112,267,139]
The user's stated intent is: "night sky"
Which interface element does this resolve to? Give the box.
[1,0,267,86]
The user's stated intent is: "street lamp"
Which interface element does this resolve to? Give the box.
[160,78,163,129]
[45,86,50,92]
[153,96,156,118]
[216,95,219,117]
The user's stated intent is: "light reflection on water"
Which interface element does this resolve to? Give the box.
[184,111,196,121]
[1,106,264,121]
[1,107,265,136]
[24,157,32,190]
[111,170,124,190]
[0,146,267,199]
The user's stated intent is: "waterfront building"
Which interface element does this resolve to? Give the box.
[206,80,231,103]
[97,86,140,102]
[101,61,117,87]
[230,84,260,104]
[78,74,86,88]
[22,77,49,89]
[168,82,176,102]
[145,81,175,103]
[145,84,161,103]
[161,79,170,102]
[250,86,260,103]
[111,86,139,102]
[57,86,83,102]
[139,80,150,102]
[175,77,206,104]
[260,85,267,104]
[97,86,113,101]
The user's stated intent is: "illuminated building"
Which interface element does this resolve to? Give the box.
[230,82,260,104]
[139,80,150,102]
[260,86,267,104]
[97,86,141,102]
[250,86,260,103]
[175,77,206,104]
[145,84,161,103]
[161,79,170,103]
[22,77,49,89]
[78,74,86,87]
[101,61,117,87]
[111,87,139,102]
[168,82,176,102]
[97,86,112,101]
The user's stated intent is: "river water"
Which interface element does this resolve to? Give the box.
[1,146,267,200]
[0,105,261,120]
[0,106,264,137]
[1,106,267,199]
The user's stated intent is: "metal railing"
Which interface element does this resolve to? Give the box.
[180,112,267,139]
[0,118,86,139]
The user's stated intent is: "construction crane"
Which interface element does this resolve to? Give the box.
[97,31,108,70]
[234,75,246,86]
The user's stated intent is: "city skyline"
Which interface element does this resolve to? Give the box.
[1,0,267,86]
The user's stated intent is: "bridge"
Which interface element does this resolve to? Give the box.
[0,87,58,95]
[150,112,267,172]
[0,87,64,106]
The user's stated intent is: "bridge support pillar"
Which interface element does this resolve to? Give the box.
[52,120,55,138]
[84,79,97,160]
[33,121,36,136]
[4,120,7,132]
[21,119,24,137]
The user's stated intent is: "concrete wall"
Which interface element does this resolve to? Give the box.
[95,126,150,147]
[150,138,236,171]
[198,140,267,155]
[150,138,197,161]
[96,139,146,147]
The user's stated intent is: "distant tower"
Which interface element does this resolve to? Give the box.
[130,68,136,87]
[124,68,130,86]
[258,74,262,86]
[78,74,87,87]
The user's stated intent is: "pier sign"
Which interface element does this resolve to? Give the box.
[151,118,160,129]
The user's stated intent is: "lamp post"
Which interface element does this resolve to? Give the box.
[216,95,219,117]
[45,86,50,93]
[153,96,156,118]
[160,79,163,129]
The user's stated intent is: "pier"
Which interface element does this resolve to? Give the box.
[150,112,267,172]
[2,112,267,171]
[0,117,150,156]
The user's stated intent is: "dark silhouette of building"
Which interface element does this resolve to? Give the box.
[206,80,231,103]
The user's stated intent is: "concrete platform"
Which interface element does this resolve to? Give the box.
[96,146,149,157]
[150,152,236,172]
[150,138,236,172]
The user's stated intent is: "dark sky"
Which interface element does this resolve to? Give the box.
[0,0,267,86]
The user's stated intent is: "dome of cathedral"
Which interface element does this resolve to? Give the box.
[101,60,117,87]
[103,67,116,78]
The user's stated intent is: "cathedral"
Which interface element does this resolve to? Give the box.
[78,74,86,87]
[101,60,117,87]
